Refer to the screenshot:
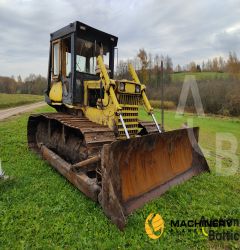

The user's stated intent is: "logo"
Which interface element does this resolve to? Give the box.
[145,213,164,239]
[170,217,240,241]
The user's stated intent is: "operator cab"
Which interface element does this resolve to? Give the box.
[47,21,118,105]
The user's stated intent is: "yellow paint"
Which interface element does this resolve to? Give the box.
[97,55,112,91]
[128,63,153,113]
[84,105,116,129]
[49,81,62,102]
[125,83,135,93]
[109,87,121,111]
[49,52,155,139]
[117,80,141,95]
[83,60,145,137]
[85,80,101,89]
[142,91,153,113]
[145,213,164,240]
[128,63,140,83]
[202,227,209,237]
[96,56,121,111]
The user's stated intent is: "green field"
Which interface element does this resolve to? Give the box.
[171,72,229,82]
[0,93,43,109]
[0,106,239,249]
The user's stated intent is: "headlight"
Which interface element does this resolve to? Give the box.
[119,82,125,91]
[135,85,141,93]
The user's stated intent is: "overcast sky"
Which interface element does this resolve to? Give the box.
[0,0,240,78]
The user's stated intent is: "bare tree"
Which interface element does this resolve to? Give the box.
[226,51,240,78]
[218,56,225,72]
[137,49,148,84]
[212,57,219,72]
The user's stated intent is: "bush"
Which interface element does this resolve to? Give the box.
[150,100,176,110]
[0,74,47,95]
[146,79,240,116]
[225,84,240,116]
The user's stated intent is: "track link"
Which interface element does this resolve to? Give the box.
[28,113,116,164]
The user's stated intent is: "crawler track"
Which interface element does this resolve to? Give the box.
[27,112,159,201]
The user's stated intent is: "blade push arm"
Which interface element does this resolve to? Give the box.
[97,56,122,111]
[128,63,161,133]
[128,64,153,113]
[97,56,130,138]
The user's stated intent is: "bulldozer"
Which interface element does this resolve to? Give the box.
[27,21,209,229]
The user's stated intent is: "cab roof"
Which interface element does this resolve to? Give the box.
[50,21,118,47]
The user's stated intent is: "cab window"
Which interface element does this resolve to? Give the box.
[75,38,109,74]
[53,42,60,76]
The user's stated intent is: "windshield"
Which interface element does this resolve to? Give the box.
[76,38,109,74]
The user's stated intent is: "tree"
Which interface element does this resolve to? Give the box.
[24,74,47,94]
[148,53,153,84]
[175,64,182,72]
[165,55,173,73]
[153,54,160,87]
[202,61,205,72]
[206,59,212,71]
[218,56,225,72]
[116,60,128,79]
[196,65,201,72]
[226,51,240,78]
[0,76,17,93]
[137,49,148,84]
[17,75,22,83]
[188,62,197,72]
[212,57,219,72]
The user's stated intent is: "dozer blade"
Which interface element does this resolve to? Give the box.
[100,127,209,229]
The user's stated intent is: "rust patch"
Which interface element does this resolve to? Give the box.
[101,127,209,228]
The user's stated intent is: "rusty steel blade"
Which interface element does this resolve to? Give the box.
[100,127,210,229]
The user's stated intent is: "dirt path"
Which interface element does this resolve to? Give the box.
[0,102,46,121]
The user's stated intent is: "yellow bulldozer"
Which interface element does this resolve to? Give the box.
[27,21,209,229]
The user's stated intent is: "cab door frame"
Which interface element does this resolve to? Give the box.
[51,39,61,81]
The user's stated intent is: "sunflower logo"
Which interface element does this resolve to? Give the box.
[145,213,165,239]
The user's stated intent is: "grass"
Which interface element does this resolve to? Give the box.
[0,93,43,109]
[0,106,239,249]
[171,72,229,82]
